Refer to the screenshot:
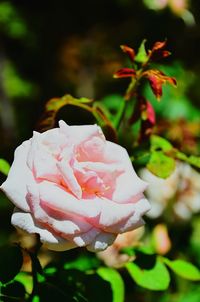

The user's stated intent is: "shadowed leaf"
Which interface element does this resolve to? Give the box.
[97,267,125,302]
[126,257,170,290]
[163,258,200,281]
[0,245,23,284]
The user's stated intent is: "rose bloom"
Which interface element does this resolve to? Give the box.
[1,121,150,252]
[140,162,200,220]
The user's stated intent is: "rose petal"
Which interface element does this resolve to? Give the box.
[27,132,61,184]
[77,136,106,162]
[27,183,92,237]
[39,181,101,218]
[59,120,105,146]
[87,232,116,252]
[98,198,136,227]
[103,142,148,202]
[72,227,100,247]
[57,159,82,199]
[107,198,151,233]
[76,161,124,197]
[0,141,32,212]
[41,128,67,155]
[79,161,124,175]
[11,208,77,251]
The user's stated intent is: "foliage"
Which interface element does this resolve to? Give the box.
[0,159,10,176]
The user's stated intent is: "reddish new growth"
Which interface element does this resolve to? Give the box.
[113,68,136,78]
[113,39,177,139]
[143,69,177,100]
[114,40,177,100]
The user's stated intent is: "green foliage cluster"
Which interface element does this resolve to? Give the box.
[0,245,200,301]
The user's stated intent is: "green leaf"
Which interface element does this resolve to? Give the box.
[163,258,200,281]
[120,246,136,257]
[0,158,10,175]
[149,135,200,170]
[64,254,100,272]
[97,267,124,302]
[46,96,68,111]
[126,257,170,291]
[0,245,23,284]
[32,296,40,302]
[175,152,200,169]
[44,266,57,276]
[15,272,33,294]
[147,151,176,178]
[150,135,173,152]
[135,39,148,63]
[79,97,93,103]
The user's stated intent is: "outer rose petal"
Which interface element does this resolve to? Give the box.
[72,227,100,247]
[104,142,148,202]
[59,120,105,147]
[11,208,77,251]
[27,183,92,237]
[0,141,33,212]
[98,198,136,227]
[99,198,151,233]
[87,232,117,252]
[27,132,61,183]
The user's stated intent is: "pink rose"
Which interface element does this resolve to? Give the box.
[1,121,150,251]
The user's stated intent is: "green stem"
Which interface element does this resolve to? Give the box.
[115,99,129,130]
[114,54,151,131]
[115,77,137,130]
[27,235,42,301]
[175,151,200,168]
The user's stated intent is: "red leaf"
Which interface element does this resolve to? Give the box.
[113,68,136,78]
[162,50,171,58]
[148,74,163,100]
[144,69,177,100]
[152,41,167,52]
[149,40,171,61]
[120,45,135,62]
